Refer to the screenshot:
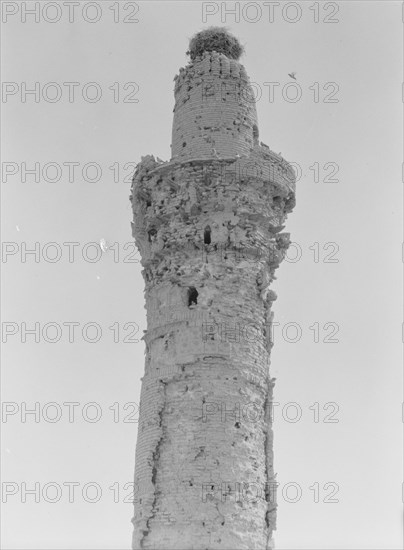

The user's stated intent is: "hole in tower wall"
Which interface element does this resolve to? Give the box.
[148,228,157,242]
[188,287,198,307]
[204,225,211,244]
[253,124,259,141]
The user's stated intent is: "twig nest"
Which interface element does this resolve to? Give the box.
[188,27,244,60]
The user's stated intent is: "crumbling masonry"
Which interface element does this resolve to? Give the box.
[130,30,296,550]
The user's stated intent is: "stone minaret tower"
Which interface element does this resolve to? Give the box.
[130,28,296,550]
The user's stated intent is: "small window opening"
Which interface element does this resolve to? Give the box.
[148,228,157,242]
[204,225,211,244]
[253,124,259,141]
[188,287,198,307]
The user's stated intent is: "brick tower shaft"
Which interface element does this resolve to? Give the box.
[130,29,296,550]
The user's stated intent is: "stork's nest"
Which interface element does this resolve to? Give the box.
[188,27,244,60]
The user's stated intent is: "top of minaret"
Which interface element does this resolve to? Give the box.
[171,26,256,161]
[188,27,244,61]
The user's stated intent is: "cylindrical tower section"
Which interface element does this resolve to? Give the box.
[171,52,259,160]
[130,28,296,550]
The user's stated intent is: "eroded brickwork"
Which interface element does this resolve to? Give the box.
[131,46,295,550]
[172,51,258,160]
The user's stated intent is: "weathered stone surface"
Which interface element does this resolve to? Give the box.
[172,51,259,161]
[131,32,295,550]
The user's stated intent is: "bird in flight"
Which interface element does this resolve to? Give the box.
[288,72,297,80]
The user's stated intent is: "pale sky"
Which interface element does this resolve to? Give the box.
[1,1,403,549]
